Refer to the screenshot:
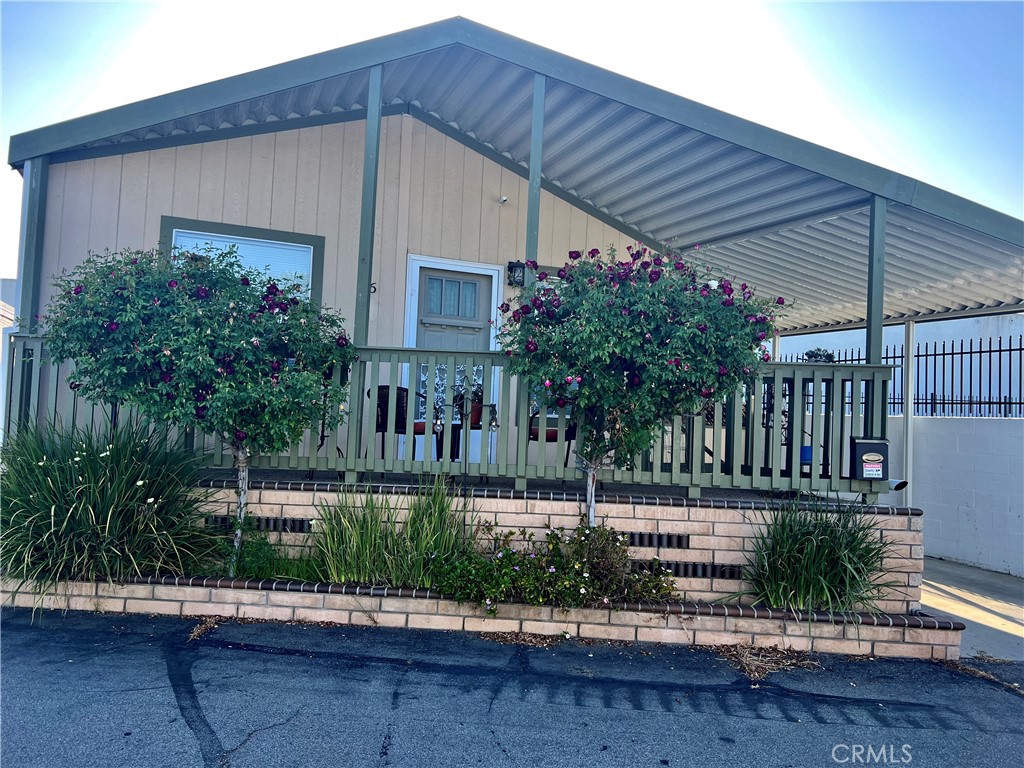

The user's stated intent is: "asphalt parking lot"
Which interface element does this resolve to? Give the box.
[2,607,1021,768]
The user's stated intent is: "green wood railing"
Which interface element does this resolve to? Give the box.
[3,336,892,498]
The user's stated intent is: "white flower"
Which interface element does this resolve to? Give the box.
[99,451,110,458]
[146,498,155,504]
[580,587,587,594]
[73,456,81,462]
[135,480,145,486]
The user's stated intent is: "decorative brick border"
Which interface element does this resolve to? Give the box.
[2,576,963,661]
[203,485,925,613]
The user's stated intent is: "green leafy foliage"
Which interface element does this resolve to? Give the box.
[496,246,783,471]
[0,420,221,596]
[312,477,478,588]
[737,497,898,614]
[433,518,676,615]
[218,519,321,581]
[44,246,356,455]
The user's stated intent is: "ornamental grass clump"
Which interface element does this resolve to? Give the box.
[738,497,897,615]
[312,477,478,588]
[496,245,784,523]
[0,420,220,599]
[44,245,356,576]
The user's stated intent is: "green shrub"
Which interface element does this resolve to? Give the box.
[312,477,478,588]
[737,497,897,613]
[0,420,221,596]
[220,519,322,581]
[434,518,676,614]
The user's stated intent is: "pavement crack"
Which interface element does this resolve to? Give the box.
[219,708,303,767]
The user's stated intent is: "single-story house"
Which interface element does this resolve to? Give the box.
[5,17,1022,499]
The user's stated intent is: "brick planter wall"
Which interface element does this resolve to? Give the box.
[1,576,962,661]
[205,483,923,614]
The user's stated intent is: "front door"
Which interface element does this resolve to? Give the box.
[416,267,492,351]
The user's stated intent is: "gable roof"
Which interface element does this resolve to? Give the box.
[9,17,1022,332]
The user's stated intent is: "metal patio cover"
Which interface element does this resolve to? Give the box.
[9,17,1022,333]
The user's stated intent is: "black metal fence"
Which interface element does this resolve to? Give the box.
[782,335,1023,418]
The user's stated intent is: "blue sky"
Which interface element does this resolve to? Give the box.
[1,0,1022,283]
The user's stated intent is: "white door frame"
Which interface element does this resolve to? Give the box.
[403,254,502,350]
[404,254,503,462]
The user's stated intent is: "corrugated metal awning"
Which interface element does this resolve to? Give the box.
[8,18,1021,332]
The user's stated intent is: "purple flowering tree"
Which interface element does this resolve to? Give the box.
[497,246,783,524]
[45,246,356,575]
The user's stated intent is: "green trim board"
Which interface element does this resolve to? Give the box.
[45,105,409,167]
[158,216,326,306]
[865,196,887,365]
[524,74,546,266]
[16,157,48,333]
[354,65,383,348]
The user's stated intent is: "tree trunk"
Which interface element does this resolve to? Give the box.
[585,461,598,527]
[228,447,250,578]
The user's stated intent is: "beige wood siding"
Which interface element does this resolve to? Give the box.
[37,114,637,343]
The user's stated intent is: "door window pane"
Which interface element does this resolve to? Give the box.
[460,282,477,319]
[442,279,460,316]
[426,278,443,315]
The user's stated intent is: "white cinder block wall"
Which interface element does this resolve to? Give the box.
[881,417,1023,577]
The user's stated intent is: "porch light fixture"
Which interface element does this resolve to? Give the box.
[507,260,525,287]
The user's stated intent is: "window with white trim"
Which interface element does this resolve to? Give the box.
[171,228,315,295]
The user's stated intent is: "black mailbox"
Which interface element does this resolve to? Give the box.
[850,437,889,481]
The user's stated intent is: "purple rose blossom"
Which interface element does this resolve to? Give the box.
[234,429,247,444]
[195,286,210,300]
[701,388,713,397]
[520,304,533,316]
[531,296,544,309]
[557,268,568,279]
[271,360,283,372]
[757,332,767,341]
[718,365,729,377]
[106,321,119,332]
[265,283,280,296]
[649,269,662,284]
[536,271,548,281]
[551,297,561,308]
[499,302,511,313]
[130,258,139,266]
[555,397,567,407]
[722,297,734,307]
[696,323,708,333]
[167,280,178,289]
[248,313,258,321]
[776,297,786,306]
[674,261,687,271]
[640,261,651,270]
[240,277,250,286]
[73,285,83,295]
[568,250,582,261]
[161,372,173,384]
[525,339,538,353]
[195,406,208,419]
[588,248,600,258]
[525,259,538,270]
[511,309,522,323]
[546,309,555,319]
[336,334,349,347]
